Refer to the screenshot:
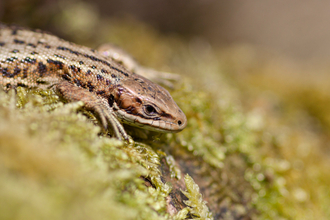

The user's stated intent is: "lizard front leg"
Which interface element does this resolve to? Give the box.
[55,81,129,140]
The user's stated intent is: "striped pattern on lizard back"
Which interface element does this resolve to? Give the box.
[0,24,128,93]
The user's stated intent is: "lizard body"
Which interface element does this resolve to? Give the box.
[0,23,187,140]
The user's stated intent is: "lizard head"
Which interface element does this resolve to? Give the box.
[111,74,187,133]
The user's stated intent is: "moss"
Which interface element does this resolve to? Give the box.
[181,174,213,220]
[0,88,169,220]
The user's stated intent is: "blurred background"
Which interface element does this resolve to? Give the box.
[2,0,330,219]
[3,0,330,61]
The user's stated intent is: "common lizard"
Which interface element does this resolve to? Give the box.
[0,23,187,140]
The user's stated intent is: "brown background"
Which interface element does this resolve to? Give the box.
[2,0,330,61]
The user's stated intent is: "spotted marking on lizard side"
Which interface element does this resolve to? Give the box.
[13,39,25,44]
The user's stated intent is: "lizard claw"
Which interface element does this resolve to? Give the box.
[95,103,129,141]
[56,81,129,141]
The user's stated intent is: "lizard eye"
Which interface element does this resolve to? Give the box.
[144,105,157,115]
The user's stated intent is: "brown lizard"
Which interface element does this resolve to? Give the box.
[0,23,187,140]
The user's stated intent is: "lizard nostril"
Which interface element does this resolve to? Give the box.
[178,120,182,126]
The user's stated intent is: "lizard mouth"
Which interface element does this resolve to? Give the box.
[114,108,187,133]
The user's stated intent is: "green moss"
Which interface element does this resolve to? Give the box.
[0,87,170,220]
[181,174,213,220]
[164,155,182,180]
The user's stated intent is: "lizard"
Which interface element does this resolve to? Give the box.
[0,23,187,140]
